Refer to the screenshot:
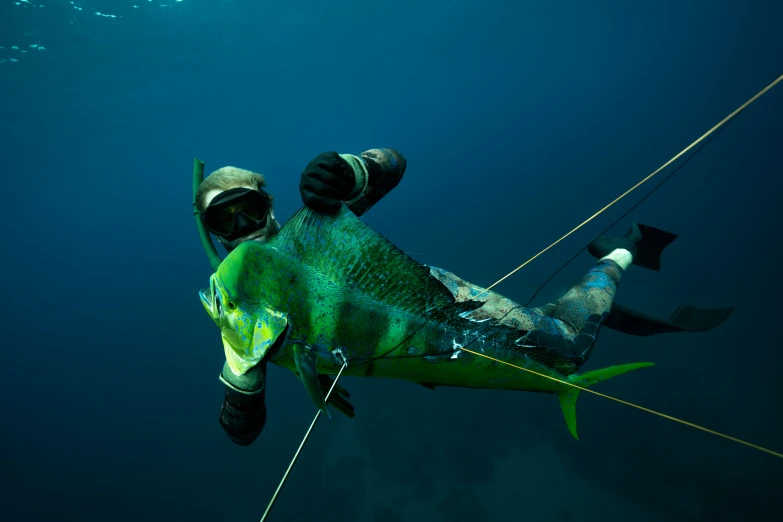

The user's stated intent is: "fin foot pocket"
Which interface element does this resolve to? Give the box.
[588,223,677,271]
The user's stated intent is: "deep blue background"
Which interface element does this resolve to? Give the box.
[1,1,782,521]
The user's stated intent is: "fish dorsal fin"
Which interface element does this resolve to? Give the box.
[268,205,455,315]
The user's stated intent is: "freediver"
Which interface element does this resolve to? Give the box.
[196,149,732,446]
[196,149,407,445]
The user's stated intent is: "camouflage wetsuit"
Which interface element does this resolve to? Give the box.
[429,261,623,374]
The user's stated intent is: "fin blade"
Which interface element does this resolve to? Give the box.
[634,223,678,272]
[557,362,654,439]
[668,305,734,332]
[605,303,733,336]
[605,303,664,336]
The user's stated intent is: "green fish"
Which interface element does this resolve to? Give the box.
[199,205,652,439]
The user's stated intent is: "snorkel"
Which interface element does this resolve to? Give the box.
[192,158,224,271]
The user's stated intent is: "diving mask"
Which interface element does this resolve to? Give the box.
[202,188,270,241]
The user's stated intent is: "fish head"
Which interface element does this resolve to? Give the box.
[200,272,288,376]
[200,242,291,376]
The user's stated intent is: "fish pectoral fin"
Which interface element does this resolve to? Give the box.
[319,374,355,418]
[293,343,328,415]
[558,362,654,440]
[429,299,486,321]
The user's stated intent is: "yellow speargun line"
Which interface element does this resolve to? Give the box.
[459,347,783,459]
[252,73,782,522]
[468,72,783,458]
[478,72,783,297]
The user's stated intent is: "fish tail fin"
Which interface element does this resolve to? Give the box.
[557,362,654,440]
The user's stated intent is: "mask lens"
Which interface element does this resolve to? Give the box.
[204,189,269,236]
[233,192,267,220]
[209,208,237,235]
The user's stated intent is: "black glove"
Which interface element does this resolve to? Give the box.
[218,360,268,446]
[219,387,267,446]
[300,151,355,213]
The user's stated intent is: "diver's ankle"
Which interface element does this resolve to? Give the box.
[600,248,633,270]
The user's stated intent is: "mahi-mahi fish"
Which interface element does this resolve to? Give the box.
[199,204,653,439]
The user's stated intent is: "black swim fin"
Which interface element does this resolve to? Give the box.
[588,223,678,272]
[605,303,734,337]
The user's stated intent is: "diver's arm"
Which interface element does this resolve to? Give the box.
[218,361,267,446]
[341,148,407,217]
[300,149,407,216]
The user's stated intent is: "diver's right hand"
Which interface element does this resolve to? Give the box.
[300,151,355,213]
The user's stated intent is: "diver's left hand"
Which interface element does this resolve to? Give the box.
[319,374,355,418]
[300,151,355,214]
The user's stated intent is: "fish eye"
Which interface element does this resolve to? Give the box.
[227,300,236,310]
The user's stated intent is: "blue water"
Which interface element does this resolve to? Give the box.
[1,1,782,521]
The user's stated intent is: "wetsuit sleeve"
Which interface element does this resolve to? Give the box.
[339,148,407,217]
[218,361,268,446]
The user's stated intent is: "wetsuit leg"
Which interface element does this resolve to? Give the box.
[552,259,622,332]
[428,260,623,367]
[518,259,624,365]
[530,302,557,317]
